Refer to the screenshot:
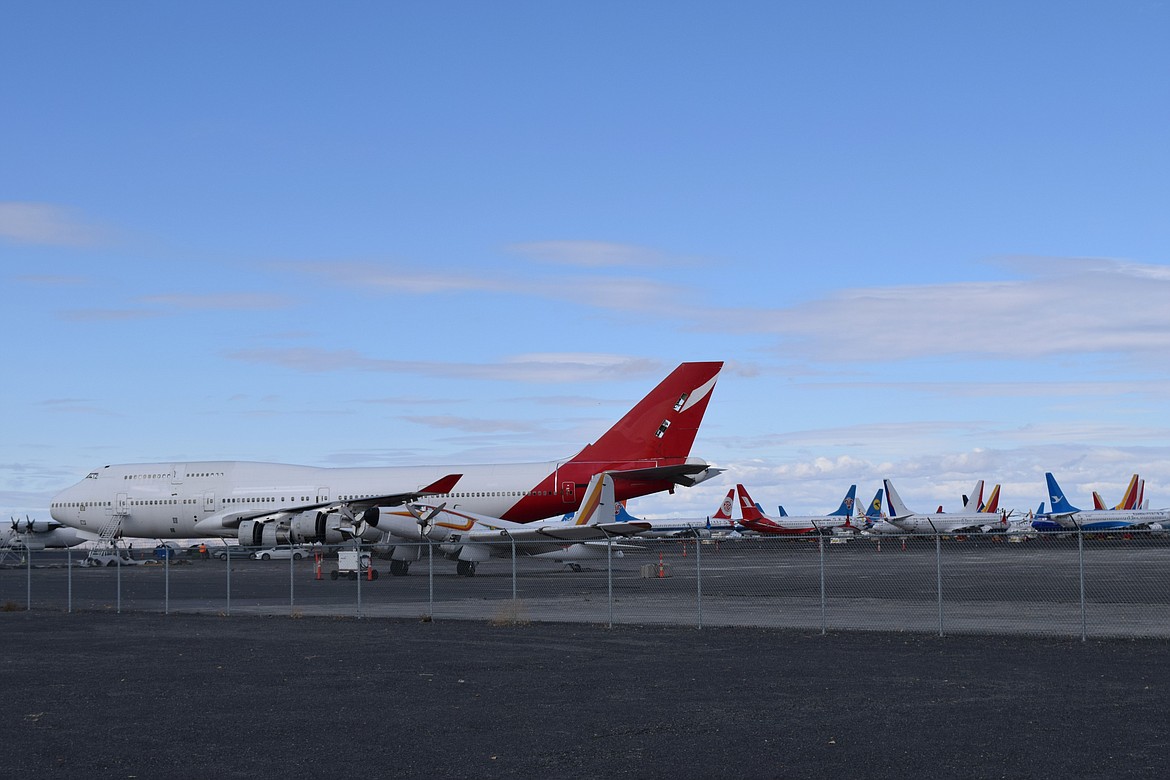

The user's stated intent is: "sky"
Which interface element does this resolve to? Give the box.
[4,1,1170,523]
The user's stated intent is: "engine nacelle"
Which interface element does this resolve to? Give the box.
[261,522,290,547]
[290,511,327,543]
[238,520,264,547]
[379,512,451,542]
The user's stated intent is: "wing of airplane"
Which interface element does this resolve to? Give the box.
[192,473,462,535]
[464,520,650,543]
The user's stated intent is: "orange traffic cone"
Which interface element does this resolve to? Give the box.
[315,554,322,581]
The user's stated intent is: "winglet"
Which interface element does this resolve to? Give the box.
[420,474,462,495]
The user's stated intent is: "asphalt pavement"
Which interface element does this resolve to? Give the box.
[3,611,1169,778]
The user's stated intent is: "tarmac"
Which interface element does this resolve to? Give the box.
[3,610,1170,778]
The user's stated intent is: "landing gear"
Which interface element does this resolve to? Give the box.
[389,559,411,577]
[456,560,477,577]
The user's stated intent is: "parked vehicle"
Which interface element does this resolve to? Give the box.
[250,546,314,561]
[210,545,253,560]
[331,550,376,580]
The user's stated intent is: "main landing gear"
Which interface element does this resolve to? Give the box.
[389,559,411,577]
[456,560,477,577]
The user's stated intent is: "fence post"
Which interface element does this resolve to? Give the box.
[695,530,703,630]
[355,540,362,619]
[509,532,517,603]
[26,546,31,611]
[819,533,826,635]
[287,542,294,617]
[1076,521,1086,642]
[67,546,72,613]
[925,519,942,637]
[606,532,614,629]
[165,545,170,615]
[117,547,122,615]
[225,544,231,616]
[427,541,434,620]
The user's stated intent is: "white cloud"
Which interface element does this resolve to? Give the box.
[277,259,690,314]
[699,257,1170,362]
[224,349,666,383]
[506,240,678,268]
[0,202,107,246]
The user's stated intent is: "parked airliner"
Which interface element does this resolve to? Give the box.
[50,362,723,555]
[881,479,1006,534]
[1032,472,1170,532]
[612,488,740,537]
[735,484,856,535]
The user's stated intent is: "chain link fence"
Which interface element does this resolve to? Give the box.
[3,530,1170,639]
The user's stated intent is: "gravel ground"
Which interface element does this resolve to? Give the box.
[3,612,1169,778]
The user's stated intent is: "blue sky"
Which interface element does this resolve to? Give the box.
[4,1,1170,521]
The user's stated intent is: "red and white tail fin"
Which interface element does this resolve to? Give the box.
[1115,474,1140,510]
[735,484,765,522]
[567,361,722,465]
[981,484,1001,514]
[1093,491,1107,510]
[712,488,736,520]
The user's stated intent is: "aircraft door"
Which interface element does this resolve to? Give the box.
[317,487,330,504]
[203,492,215,512]
[115,492,129,516]
[561,481,575,504]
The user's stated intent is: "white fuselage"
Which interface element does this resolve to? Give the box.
[50,460,578,539]
[887,513,999,534]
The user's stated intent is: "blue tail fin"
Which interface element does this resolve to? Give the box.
[829,485,858,517]
[1046,472,1080,514]
[862,489,884,528]
[614,501,638,522]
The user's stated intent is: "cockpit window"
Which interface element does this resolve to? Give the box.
[86,472,99,479]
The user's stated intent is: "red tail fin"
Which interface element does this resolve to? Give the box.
[736,484,764,522]
[567,361,722,464]
[713,488,735,520]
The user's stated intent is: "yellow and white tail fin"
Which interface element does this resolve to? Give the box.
[571,472,616,526]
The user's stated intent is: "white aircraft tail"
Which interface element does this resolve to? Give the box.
[569,472,616,526]
[883,479,914,519]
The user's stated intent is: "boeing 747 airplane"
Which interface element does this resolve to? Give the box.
[49,362,723,554]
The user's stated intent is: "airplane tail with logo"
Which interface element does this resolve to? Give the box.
[712,488,736,521]
[829,485,858,517]
[1045,472,1080,514]
[735,484,766,522]
[566,361,722,470]
[863,489,885,528]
